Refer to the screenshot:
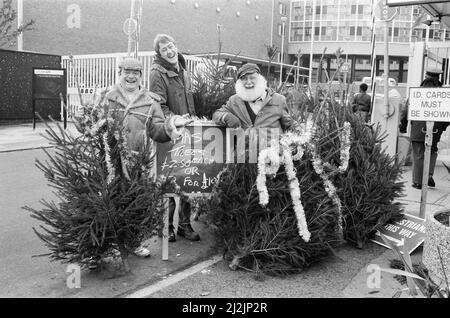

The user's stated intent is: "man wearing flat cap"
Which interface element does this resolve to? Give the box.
[399,66,450,189]
[88,57,192,261]
[213,63,294,131]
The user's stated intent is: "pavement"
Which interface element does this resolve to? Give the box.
[1,120,449,298]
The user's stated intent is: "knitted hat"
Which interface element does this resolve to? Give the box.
[237,63,261,79]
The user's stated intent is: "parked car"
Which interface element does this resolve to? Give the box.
[362,76,397,86]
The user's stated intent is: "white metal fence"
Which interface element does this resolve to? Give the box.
[61,51,205,118]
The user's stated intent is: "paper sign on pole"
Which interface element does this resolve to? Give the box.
[408,87,450,122]
[371,213,426,254]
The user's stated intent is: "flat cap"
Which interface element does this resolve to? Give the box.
[426,66,443,77]
[237,63,261,79]
[118,58,143,71]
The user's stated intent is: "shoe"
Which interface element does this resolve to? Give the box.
[428,176,435,187]
[88,256,100,270]
[177,224,200,241]
[412,183,422,189]
[133,246,151,258]
[168,225,176,243]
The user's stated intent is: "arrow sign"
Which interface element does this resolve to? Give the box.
[374,0,398,21]
[371,213,426,254]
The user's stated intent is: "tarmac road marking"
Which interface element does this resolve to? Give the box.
[125,255,222,298]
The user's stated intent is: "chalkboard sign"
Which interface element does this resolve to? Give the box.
[32,68,67,128]
[156,123,227,194]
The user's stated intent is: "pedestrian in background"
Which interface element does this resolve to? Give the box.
[149,33,200,243]
[351,83,371,123]
[399,67,450,189]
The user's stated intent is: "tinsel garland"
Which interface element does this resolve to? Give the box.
[103,132,115,184]
[256,120,351,242]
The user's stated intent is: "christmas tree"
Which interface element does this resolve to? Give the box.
[23,103,177,272]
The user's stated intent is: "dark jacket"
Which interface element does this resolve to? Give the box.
[351,92,371,112]
[102,83,176,151]
[213,88,294,131]
[399,77,450,146]
[400,106,449,146]
[149,53,196,117]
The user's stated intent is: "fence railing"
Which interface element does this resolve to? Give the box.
[61,51,205,118]
[61,52,307,120]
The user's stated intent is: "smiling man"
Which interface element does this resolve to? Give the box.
[149,34,199,243]
[213,63,294,130]
[84,57,192,266]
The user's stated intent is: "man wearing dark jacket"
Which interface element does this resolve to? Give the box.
[351,83,371,122]
[399,67,450,189]
[149,34,200,243]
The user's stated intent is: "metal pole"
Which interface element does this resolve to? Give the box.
[17,0,23,51]
[383,20,389,118]
[309,0,316,85]
[279,21,285,84]
[420,121,434,219]
[134,0,143,58]
[270,0,275,47]
[127,0,136,57]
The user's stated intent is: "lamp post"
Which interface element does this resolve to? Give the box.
[279,16,288,84]
[17,0,23,51]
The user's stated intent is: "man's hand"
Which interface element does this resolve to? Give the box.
[173,116,194,128]
[223,113,241,128]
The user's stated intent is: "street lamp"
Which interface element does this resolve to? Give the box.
[279,16,288,84]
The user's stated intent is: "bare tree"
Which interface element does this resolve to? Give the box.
[0,0,34,48]
[265,43,278,82]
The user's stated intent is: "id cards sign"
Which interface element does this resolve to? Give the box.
[408,87,450,122]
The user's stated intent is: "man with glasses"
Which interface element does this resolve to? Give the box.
[149,34,200,243]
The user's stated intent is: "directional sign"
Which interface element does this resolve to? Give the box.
[374,0,398,21]
[371,213,426,254]
[408,87,450,122]
[123,18,137,36]
[341,62,351,73]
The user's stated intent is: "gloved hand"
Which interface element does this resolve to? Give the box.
[223,113,241,128]
[173,115,194,128]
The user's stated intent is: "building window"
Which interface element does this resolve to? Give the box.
[358,5,363,14]
[350,26,355,36]
[316,6,321,15]
[315,26,320,36]
[351,5,356,14]
[357,27,362,36]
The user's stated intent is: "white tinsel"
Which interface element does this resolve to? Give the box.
[103,132,115,184]
[282,148,310,242]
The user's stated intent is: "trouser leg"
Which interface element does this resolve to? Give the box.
[178,199,191,226]
[168,197,175,226]
[429,145,438,177]
[411,142,424,184]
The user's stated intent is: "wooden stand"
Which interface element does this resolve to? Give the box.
[162,194,180,260]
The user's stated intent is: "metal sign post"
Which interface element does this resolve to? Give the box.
[420,121,435,218]
[374,0,398,118]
